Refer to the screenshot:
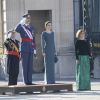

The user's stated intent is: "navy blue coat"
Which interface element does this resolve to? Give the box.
[15,24,36,53]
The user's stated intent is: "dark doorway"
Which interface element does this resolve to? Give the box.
[28,10,52,73]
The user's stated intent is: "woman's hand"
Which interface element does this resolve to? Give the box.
[43,53,46,57]
[76,60,79,65]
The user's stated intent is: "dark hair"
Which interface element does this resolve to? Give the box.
[23,13,30,18]
[45,21,51,28]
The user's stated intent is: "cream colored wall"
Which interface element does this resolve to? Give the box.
[0,0,3,47]
[57,0,75,78]
[6,0,25,30]
[59,0,74,48]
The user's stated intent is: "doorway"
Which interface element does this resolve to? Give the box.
[28,10,52,73]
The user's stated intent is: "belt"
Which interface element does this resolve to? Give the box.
[5,51,19,58]
[22,38,33,42]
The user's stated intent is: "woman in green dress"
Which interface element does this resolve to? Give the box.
[75,29,91,90]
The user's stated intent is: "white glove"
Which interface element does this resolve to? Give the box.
[34,49,36,54]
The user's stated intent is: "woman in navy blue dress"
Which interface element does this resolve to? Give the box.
[41,21,56,84]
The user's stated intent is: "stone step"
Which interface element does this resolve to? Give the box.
[0,83,73,95]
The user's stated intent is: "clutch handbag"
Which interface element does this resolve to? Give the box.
[54,55,58,63]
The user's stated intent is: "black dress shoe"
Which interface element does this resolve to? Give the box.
[26,83,36,85]
[53,90,60,93]
[26,91,33,94]
[8,84,17,86]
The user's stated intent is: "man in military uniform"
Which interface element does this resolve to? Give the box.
[4,30,20,85]
[15,13,36,85]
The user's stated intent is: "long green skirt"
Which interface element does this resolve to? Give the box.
[76,55,91,91]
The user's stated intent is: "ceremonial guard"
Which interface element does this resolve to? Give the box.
[15,13,36,85]
[4,30,20,85]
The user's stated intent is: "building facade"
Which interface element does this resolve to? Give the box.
[0,0,100,80]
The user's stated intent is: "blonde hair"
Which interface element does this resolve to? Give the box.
[76,29,84,38]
